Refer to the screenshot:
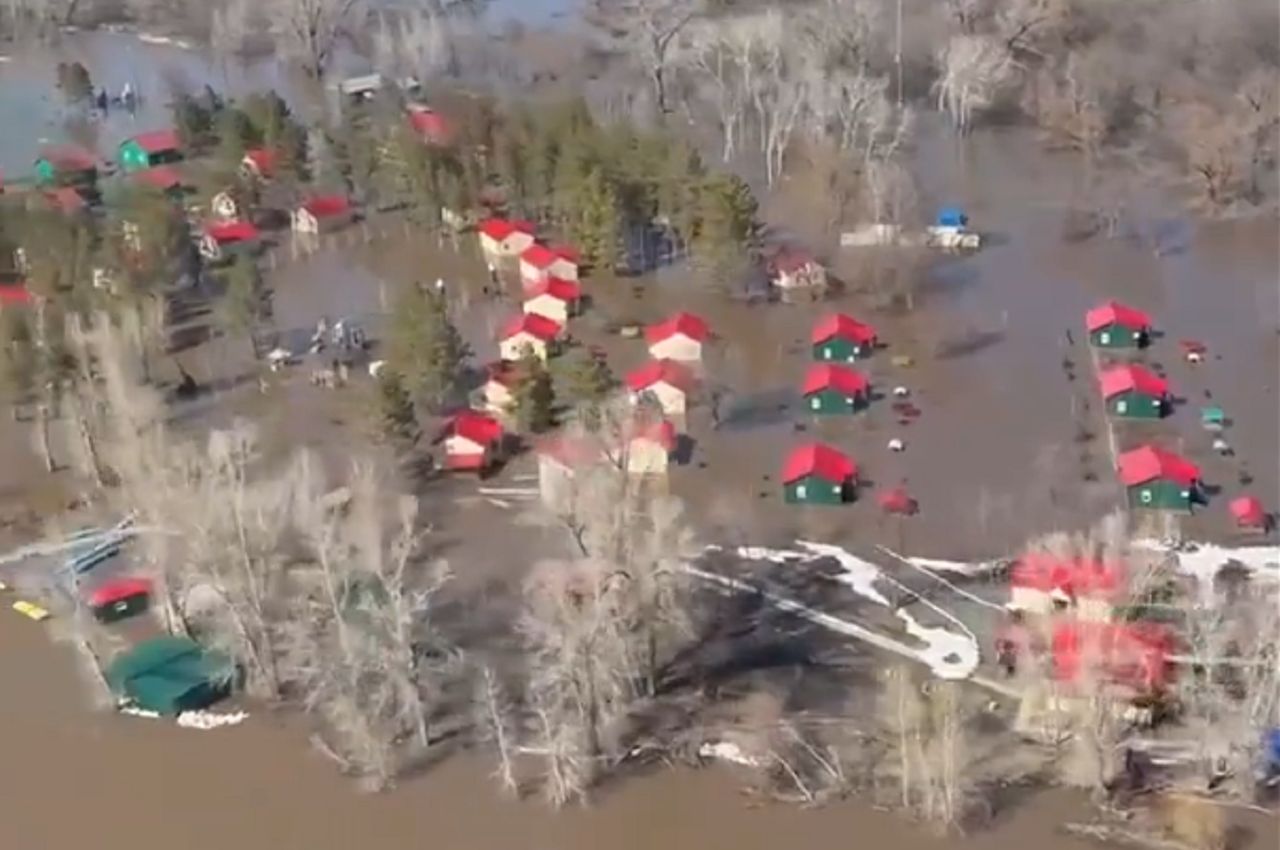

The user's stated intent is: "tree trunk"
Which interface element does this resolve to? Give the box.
[35,401,56,472]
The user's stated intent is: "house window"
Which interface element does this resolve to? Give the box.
[1100,332,1111,344]
[823,348,832,360]
[811,398,821,410]
[1140,489,1153,504]
[1116,400,1127,414]
[796,484,807,499]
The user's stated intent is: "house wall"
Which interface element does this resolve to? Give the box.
[293,209,319,234]
[500,335,549,362]
[1009,586,1054,615]
[119,141,148,173]
[550,258,578,281]
[641,382,686,416]
[626,439,669,476]
[523,294,569,324]
[1108,391,1164,419]
[649,336,702,362]
[784,475,844,504]
[1127,480,1192,511]
[1090,324,1143,349]
[805,389,858,414]
[479,233,502,258]
[483,382,513,416]
[813,338,869,362]
[538,456,576,510]
[503,233,536,256]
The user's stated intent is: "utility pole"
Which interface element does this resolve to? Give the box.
[895,0,904,107]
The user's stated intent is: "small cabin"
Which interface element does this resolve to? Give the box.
[645,312,709,364]
[478,218,537,261]
[625,359,694,419]
[240,149,277,181]
[781,443,856,505]
[1086,300,1152,349]
[812,313,877,362]
[479,361,520,421]
[1117,445,1200,511]
[199,220,260,263]
[768,248,826,295]
[292,195,353,235]
[626,418,676,478]
[86,576,152,624]
[520,243,580,284]
[34,144,98,190]
[438,411,505,473]
[801,364,869,414]
[522,276,581,325]
[119,130,183,174]
[1229,495,1266,530]
[498,313,562,362]
[1098,364,1169,419]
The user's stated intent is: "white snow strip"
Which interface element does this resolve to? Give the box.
[177,710,249,729]
[901,554,1002,577]
[796,541,891,606]
[119,705,160,719]
[698,741,760,768]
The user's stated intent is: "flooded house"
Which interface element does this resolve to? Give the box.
[768,247,826,297]
[1229,495,1266,530]
[780,443,857,505]
[292,195,354,235]
[1098,364,1170,419]
[625,359,694,419]
[801,364,869,414]
[34,144,98,193]
[498,313,562,362]
[1008,554,1124,621]
[240,149,277,181]
[477,218,536,261]
[645,311,709,363]
[520,243,580,284]
[812,313,877,362]
[438,411,505,473]
[406,104,452,145]
[198,220,260,263]
[522,276,581,325]
[1086,300,1152,349]
[1117,444,1200,511]
[118,129,183,173]
[478,361,520,422]
[625,418,676,479]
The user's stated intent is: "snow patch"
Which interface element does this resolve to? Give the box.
[902,555,1002,577]
[177,709,249,730]
[699,741,760,767]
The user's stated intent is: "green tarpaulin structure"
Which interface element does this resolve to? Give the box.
[106,636,233,716]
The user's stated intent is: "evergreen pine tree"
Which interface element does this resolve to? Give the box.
[508,350,555,433]
[375,368,419,444]
[692,172,759,292]
[387,283,470,413]
[569,167,620,271]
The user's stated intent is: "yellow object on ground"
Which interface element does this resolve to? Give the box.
[0,580,8,591]
[891,355,914,368]
[12,600,50,621]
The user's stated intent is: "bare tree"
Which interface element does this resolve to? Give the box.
[588,0,705,115]
[935,34,1014,134]
[270,0,367,78]
[475,665,520,797]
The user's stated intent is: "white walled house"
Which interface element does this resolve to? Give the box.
[522,276,581,325]
[645,312,709,363]
[498,313,562,362]
[625,359,694,419]
[477,218,536,261]
[520,243,580,284]
[626,419,676,477]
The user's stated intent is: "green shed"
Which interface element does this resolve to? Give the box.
[802,364,869,415]
[1118,445,1200,512]
[1099,364,1169,419]
[106,636,233,715]
[118,130,183,174]
[781,443,856,505]
[812,313,877,362]
[1085,300,1151,349]
[34,145,98,188]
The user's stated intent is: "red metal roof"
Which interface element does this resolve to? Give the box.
[130,129,181,154]
[45,187,86,214]
[1098,363,1169,399]
[645,312,710,345]
[802,364,868,397]
[301,194,351,219]
[39,144,97,173]
[877,486,917,515]
[0,282,32,306]
[1085,300,1151,333]
[407,105,452,144]
[242,148,277,176]
[87,576,153,608]
[812,313,877,346]
[768,246,818,275]
[780,442,856,485]
[1117,445,1199,487]
[204,220,260,244]
[1051,621,1174,692]
[131,165,183,191]
[630,418,676,451]
[525,275,580,302]
[446,411,504,446]
[1229,495,1266,527]
[625,358,694,393]
[521,243,559,269]
[478,218,535,242]
[500,312,562,342]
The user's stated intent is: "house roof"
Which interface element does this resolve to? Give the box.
[802,364,868,397]
[301,194,351,219]
[407,105,452,144]
[645,311,710,345]
[446,411,504,446]
[525,275,580,303]
[204,220,260,244]
[1098,364,1169,399]
[128,129,181,154]
[1085,300,1151,332]
[812,313,877,346]
[500,312,562,343]
[1117,445,1200,487]
[630,418,676,451]
[1051,621,1173,690]
[478,218,536,242]
[241,148,277,176]
[45,187,86,214]
[780,442,856,485]
[521,243,559,269]
[131,165,183,191]
[38,144,97,173]
[625,358,694,394]
[0,282,32,306]
[1229,495,1265,524]
[87,576,153,608]
[768,246,818,275]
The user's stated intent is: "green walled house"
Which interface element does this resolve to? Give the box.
[802,364,869,414]
[1118,445,1200,512]
[781,443,857,505]
[1099,364,1169,419]
[1086,300,1152,349]
[812,313,877,362]
[34,144,98,189]
[118,129,183,173]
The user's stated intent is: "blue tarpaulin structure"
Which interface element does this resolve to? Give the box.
[936,206,968,228]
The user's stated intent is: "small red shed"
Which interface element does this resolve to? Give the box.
[87,576,153,623]
[781,443,857,504]
[1229,495,1266,529]
[439,411,505,472]
[407,104,452,145]
[812,313,877,362]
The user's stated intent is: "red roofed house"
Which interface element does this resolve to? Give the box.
[407,104,452,145]
[34,145,98,189]
[119,129,183,173]
[199,220,260,263]
[535,431,604,510]
[812,313,877,362]
[477,218,536,261]
[1098,363,1170,419]
[626,359,694,419]
[131,165,185,194]
[802,364,869,414]
[1052,620,1174,698]
[439,411,505,472]
[1117,445,1200,511]
[781,443,857,504]
[1229,495,1267,530]
[625,418,677,478]
[292,195,354,235]
[1008,552,1064,615]
[240,148,277,180]
[520,243,580,284]
[1086,300,1152,349]
[499,313,561,362]
[0,281,33,308]
[86,576,153,623]
[479,361,521,421]
[1072,558,1126,622]
[768,248,827,295]
[522,276,581,325]
[646,312,709,363]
